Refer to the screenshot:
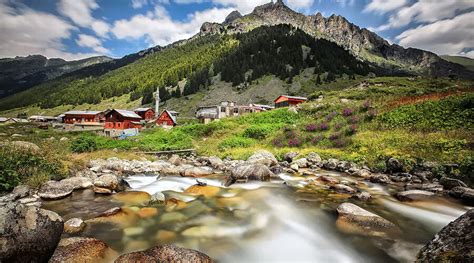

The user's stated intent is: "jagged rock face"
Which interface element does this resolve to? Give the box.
[224,11,242,24]
[199,1,472,79]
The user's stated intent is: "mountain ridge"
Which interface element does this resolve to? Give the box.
[197,0,472,79]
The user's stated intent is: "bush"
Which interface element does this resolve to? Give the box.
[306,124,317,132]
[243,124,276,139]
[342,108,354,116]
[71,135,98,153]
[288,138,302,147]
[218,136,255,150]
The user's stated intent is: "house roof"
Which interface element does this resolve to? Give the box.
[113,109,142,119]
[274,95,308,102]
[64,110,102,116]
[0,117,9,122]
[161,110,177,124]
[134,108,153,112]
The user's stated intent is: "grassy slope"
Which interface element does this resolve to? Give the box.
[441,55,474,72]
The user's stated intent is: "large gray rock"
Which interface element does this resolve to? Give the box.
[306,152,322,164]
[180,166,213,178]
[61,177,93,190]
[284,152,299,162]
[323,158,338,170]
[386,157,404,173]
[93,174,128,192]
[207,156,225,170]
[369,174,391,184]
[396,190,435,201]
[225,163,274,186]
[9,141,40,153]
[38,181,74,200]
[416,209,473,262]
[50,237,114,263]
[336,203,398,237]
[64,218,86,234]
[0,203,64,262]
[439,177,467,190]
[114,244,213,263]
[149,192,166,206]
[247,150,278,167]
[449,187,474,205]
[293,158,309,169]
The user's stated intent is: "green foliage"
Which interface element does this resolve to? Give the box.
[218,136,256,150]
[71,134,98,153]
[242,124,280,139]
[0,144,65,192]
[377,94,474,130]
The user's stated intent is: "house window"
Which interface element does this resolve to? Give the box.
[220,107,226,113]
[233,108,239,114]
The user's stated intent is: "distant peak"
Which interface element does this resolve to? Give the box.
[224,10,242,24]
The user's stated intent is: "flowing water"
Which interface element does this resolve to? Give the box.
[42,170,471,262]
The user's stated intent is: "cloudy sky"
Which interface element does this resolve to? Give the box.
[0,0,472,60]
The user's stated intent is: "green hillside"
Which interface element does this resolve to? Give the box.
[0,25,375,116]
[441,55,474,72]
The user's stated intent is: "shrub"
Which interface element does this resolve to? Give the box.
[218,137,255,150]
[243,124,276,139]
[346,124,357,135]
[333,138,349,148]
[71,135,98,153]
[318,122,330,131]
[311,135,325,144]
[325,111,337,121]
[306,124,317,132]
[362,100,372,111]
[272,138,284,147]
[334,122,345,131]
[329,132,342,141]
[342,108,354,116]
[349,115,359,124]
[288,138,302,147]
[366,109,377,120]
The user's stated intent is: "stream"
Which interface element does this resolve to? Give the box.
[41,170,470,262]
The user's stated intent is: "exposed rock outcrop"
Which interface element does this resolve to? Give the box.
[225,163,274,186]
[417,209,473,262]
[115,244,213,263]
[50,237,115,263]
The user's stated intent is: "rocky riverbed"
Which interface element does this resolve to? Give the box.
[1,150,473,262]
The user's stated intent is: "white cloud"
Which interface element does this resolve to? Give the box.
[112,5,234,46]
[76,34,110,54]
[372,0,473,31]
[396,12,474,58]
[57,0,110,37]
[132,0,148,9]
[287,0,315,10]
[0,1,99,60]
[364,0,407,13]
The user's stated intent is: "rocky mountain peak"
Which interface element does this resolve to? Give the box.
[224,10,242,24]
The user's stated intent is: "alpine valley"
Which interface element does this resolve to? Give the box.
[0,0,472,116]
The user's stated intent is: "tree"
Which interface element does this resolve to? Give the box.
[316,74,322,85]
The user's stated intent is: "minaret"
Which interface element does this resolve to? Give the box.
[155,87,160,118]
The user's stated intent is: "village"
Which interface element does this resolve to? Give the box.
[0,90,307,138]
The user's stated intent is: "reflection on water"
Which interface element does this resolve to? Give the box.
[42,171,471,262]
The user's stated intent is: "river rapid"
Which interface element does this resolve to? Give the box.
[41,170,470,262]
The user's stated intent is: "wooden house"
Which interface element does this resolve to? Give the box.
[134,108,155,121]
[63,111,104,124]
[104,109,143,130]
[156,110,178,126]
[196,101,270,124]
[274,95,308,108]
[28,115,58,122]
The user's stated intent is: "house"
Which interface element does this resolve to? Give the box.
[156,110,178,127]
[63,111,104,124]
[28,115,57,122]
[134,108,155,121]
[0,117,10,124]
[196,101,268,124]
[250,104,275,111]
[274,95,308,108]
[104,109,143,130]
[10,118,28,123]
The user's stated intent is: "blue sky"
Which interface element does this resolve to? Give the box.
[0,0,472,60]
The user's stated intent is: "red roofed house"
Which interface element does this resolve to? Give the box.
[134,108,155,121]
[104,109,143,130]
[274,95,308,108]
[63,111,104,124]
[156,110,178,127]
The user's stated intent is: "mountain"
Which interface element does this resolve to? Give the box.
[0,0,472,114]
[0,55,112,99]
[198,0,472,79]
[441,55,474,72]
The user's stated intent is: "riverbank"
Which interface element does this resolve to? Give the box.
[1,150,473,262]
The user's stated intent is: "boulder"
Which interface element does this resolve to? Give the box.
[61,177,93,190]
[290,163,299,171]
[386,158,404,173]
[336,203,398,237]
[306,152,322,164]
[323,159,338,170]
[149,192,166,206]
[38,181,74,200]
[11,185,30,198]
[208,156,225,170]
[269,165,284,175]
[293,158,308,169]
[439,177,467,190]
[317,175,339,185]
[94,174,118,189]
[64,218,86,234]
[0,203,63,262]
[284,152,299,162]
[353,169,371,178]
[9,141,40,153]
[449,187,474,205]
[353,192,372,201]
[93,186,112,195]
[50,237,115,263]
[416,209,473,262]
[396,190,435,201]
[330,184,356,194]
[180,166,213,178]
[225,163,274,186]
[247,150,278,167]
[168,154,182,166]
[369,174,391,184]
[114,245,213,263]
